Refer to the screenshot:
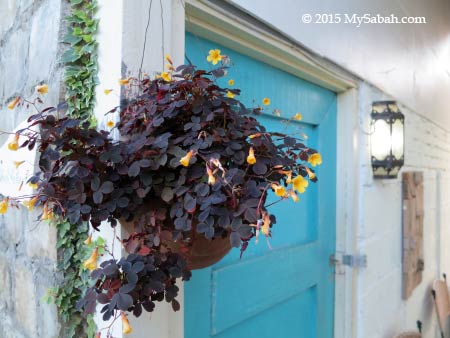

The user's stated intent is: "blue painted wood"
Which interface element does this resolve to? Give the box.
[185,33,337,338]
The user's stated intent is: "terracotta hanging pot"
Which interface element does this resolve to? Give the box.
[164,231,231,270]
[120,210,231,270]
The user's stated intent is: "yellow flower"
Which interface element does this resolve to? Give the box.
[207,167,216,185]
[36,84,49,95]
[289,190,299,202]
[271,184,286,197]
[13,161,25,168]
[261,212,271,236]
[8,134,20,151]
[106,120,115,128]
[206,49,223,65]
[23,196,38,211]
[28,182,39,189]
[305,167,316,179]
[84,234,92,245]
[292,175,309,193]
[180,150,194,167]
[226,91,235,98]
[0,198,9,214]
[104,89,113,95]
[160,72,172,82]
[118,78,130,86]
[41,204,53,221]
[262,98,270,106]
[246,147,256,165]
[165,54,173,64]
[7,97,20,110]
[121,313,133,335]
[293,113,302,121]
[83,247,98,271]
[308,153,322,167]
[228,79,234,86]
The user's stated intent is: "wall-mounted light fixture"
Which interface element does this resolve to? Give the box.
[370,101,405,179]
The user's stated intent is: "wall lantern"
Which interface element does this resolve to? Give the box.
[370,101,405,179]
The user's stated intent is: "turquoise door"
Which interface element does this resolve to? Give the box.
[185,33,337,338]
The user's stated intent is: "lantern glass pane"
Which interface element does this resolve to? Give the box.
[388,103,399,113]
[391,119,404,159]
[371,119,391,160]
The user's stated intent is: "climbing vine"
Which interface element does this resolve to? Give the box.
[43,0,99,336]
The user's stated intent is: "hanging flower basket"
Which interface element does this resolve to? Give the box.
[121,209,232,270]
[4,52,322,329]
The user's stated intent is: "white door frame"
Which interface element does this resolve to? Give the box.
[185,1,360,337]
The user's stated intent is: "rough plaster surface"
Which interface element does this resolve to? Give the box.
[0,0,66,337]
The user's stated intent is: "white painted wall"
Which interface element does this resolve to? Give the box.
[230,0,450,129]
[227,1,450,337]
[94,1,185,337]
[356,82,450,338]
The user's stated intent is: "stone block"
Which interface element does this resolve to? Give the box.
[35,268,60,337]
[0,0,18,37]
[0,25,30,103]
[25,211,57,261]
[27,0,61,85]
[14,265,37,336]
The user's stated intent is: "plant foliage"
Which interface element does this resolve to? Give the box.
[17,63,320,322]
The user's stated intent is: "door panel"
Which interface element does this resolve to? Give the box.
[185,33,336,338]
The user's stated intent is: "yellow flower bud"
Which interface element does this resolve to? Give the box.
[23,196,38,211]
[0,198,9,214]
[289,190,299,202]
[246,147,256,165]
[305,167,316,179]
[118,78,130,86]
[83,247,98,271]
[226,91,235,98]
[261,212,271,236]
[248,133,261,139]
[271,184,286,197]
[28,182,39,190]
[180,150,194,167]
[207,167,216,185]
[36,84,49,95]
[8,134,20,151]
[104,89,113,95]
[228,79,235,86]
[293,113,302,121]
[40,203,53,221]
[165,54,173,65]
[121,313,133,335]
[84,234,92,245]
[262,97,270,106]
[160,72,172,82]
[13,161,25,168]
[7,97,20,110]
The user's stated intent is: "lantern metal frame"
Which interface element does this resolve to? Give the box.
[370,100,405,179]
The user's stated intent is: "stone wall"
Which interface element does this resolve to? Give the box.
[0,0,66,337]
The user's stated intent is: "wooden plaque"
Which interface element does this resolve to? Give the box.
[402,172,424,299]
